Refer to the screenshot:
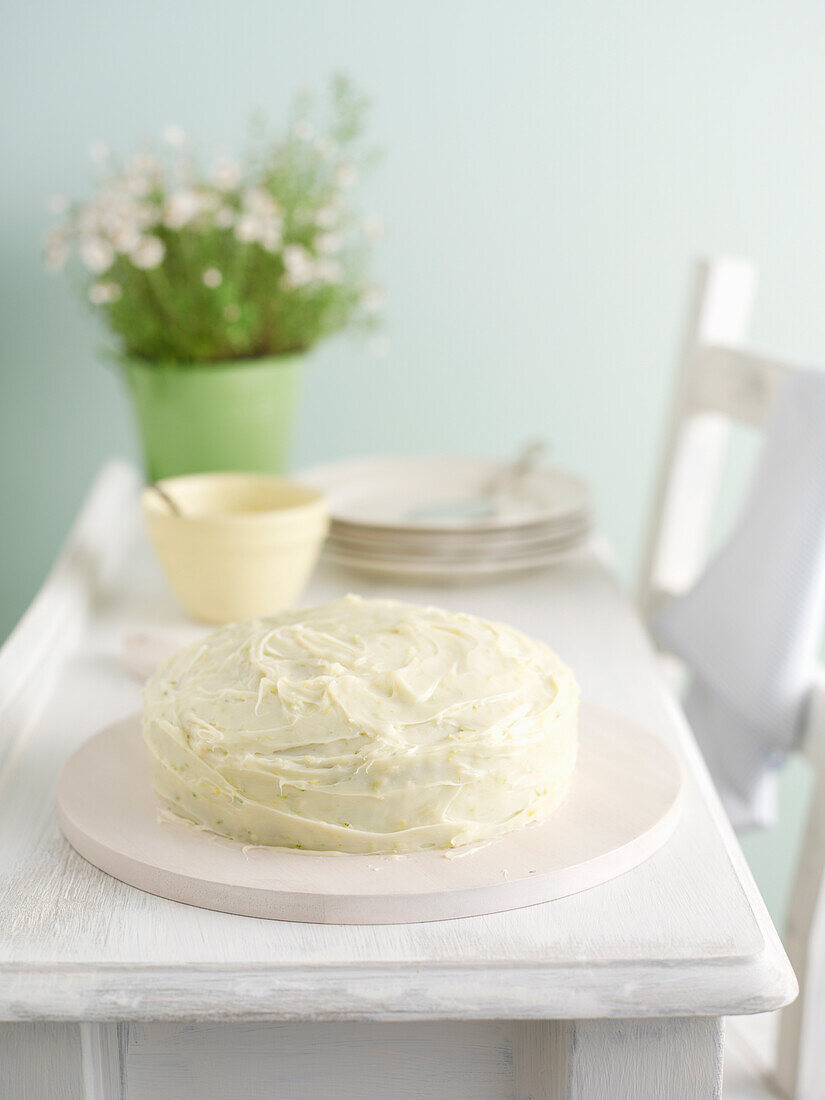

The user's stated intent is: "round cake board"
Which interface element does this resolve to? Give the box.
[57,703,683,925]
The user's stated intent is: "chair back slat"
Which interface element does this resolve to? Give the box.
[638,258,757,617]
[689,344,789,426]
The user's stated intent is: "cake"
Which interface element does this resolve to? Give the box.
[142,594,579,854]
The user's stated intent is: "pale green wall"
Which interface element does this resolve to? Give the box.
[3,0,825,927]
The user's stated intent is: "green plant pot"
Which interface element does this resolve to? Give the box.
[121,354,304,480]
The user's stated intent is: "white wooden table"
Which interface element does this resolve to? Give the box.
[0,463,796,1100]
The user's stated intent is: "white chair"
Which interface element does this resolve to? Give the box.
[639,257,825,1100]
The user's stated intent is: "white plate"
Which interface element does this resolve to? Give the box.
[328,514,591,551]
[323,540,592,579]
[299,456,591,532]
[57,704,682,925]
[325,528,590,564]
[328,523,593,557]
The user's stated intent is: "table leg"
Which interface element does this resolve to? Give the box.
[80,1022,127,1100]
[511,1017,724,1100]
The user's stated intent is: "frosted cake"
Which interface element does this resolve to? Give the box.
[142,594,579,854]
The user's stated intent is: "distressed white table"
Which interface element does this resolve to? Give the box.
[0,463,796,1100]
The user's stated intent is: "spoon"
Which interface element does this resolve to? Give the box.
[148,482,182,516]
[408,440,548,524]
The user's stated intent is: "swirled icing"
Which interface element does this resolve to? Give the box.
[142,594,579,853]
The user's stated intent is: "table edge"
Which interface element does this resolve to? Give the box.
[0,951,798,1023]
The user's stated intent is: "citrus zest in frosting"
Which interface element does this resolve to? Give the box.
[142,594,579,853]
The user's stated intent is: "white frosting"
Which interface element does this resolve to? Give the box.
[143,595,579,853]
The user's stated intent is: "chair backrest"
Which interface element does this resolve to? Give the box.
[640,257,825,1099]
[638,256,788,619]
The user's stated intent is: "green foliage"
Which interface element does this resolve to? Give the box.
[45,76,383,364]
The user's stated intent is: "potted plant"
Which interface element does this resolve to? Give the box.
[44,76,383,479]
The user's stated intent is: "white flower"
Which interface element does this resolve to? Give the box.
[46,193,68,215]
[110,222,142,254]
[315,231,343,255]
[80,237,114,274]
[335,161,357,189]
[234,213,262,243]
[224,303,242,322]
[45,249,67,273]
[130,235,165,269]
[202,267,222,288]
[89,140,110,164]
[242,186,281,219]
[260,224,282,252]
[283,243,311,270]
[76,202,98,234]
[236,189,282,242]
[362,285,385,312]
[314,257,342,284]
[281,244,313,287]
[119,155,158,198]
[162,124,186,148]
[88,282,122,304]
[163,188,201,229]
[213,158,241,191]
[315,205,338,229]
[44,229,69,272]
[122,152,160,197]
[125,176,151,198]
[234,190,282,248]
[363,214,385,241]
[215,206,235,229]
[139,201,161,229]
[75,183,159,248]
[127,151,160,176]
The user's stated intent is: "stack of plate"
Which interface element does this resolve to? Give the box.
[299,455,592,580]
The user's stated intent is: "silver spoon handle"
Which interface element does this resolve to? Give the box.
[484,439,547,496]
[148,482,181,516]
